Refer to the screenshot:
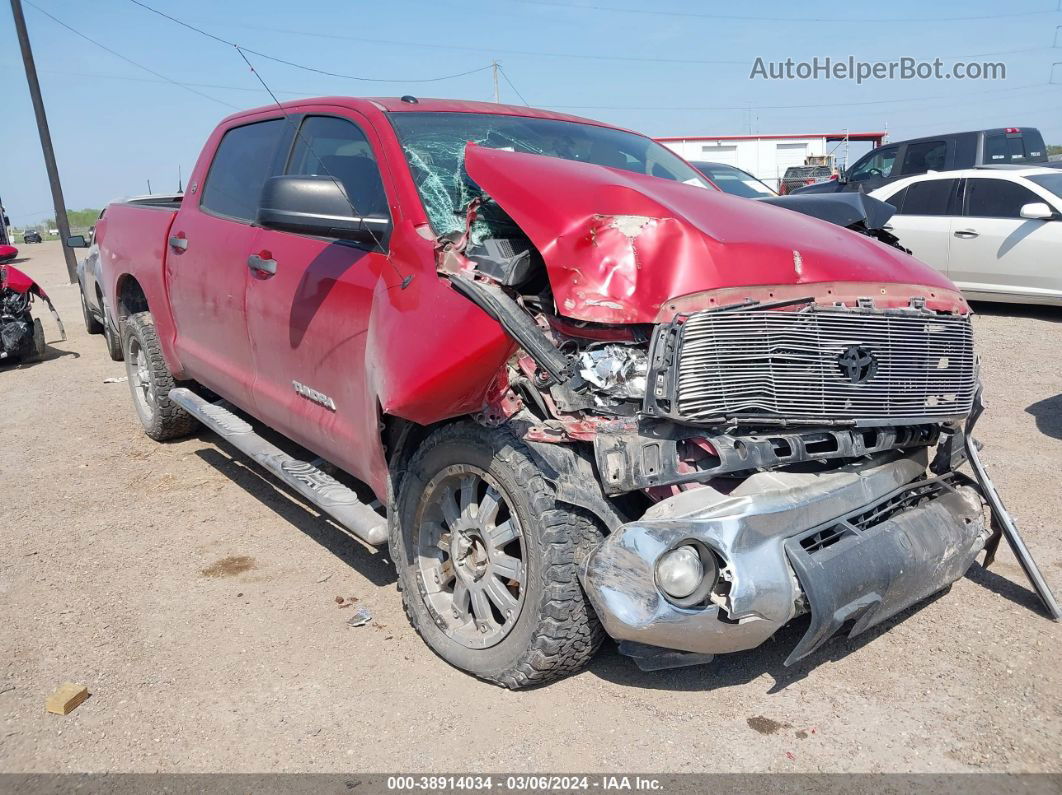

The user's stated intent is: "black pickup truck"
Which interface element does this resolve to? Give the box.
[795,127,1048,195]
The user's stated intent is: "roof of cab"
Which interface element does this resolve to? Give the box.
[219,96,620,131]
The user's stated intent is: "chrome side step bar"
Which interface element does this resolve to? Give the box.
[169,388,388,546]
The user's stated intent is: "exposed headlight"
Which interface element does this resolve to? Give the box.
[577,344,647,400]
[655,545,704,599]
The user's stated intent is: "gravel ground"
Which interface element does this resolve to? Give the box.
[1,241,1060,773]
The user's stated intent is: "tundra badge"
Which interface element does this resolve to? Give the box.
[292,380,337,411]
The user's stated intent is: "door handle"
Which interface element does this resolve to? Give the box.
[247,253,277,276]
[882,224,894,231]
[168,235,188,251]
[953,229,979,239]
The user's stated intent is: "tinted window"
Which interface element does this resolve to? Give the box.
[895,178,958,216]
[984,131,1047,164]
[965,178,1042,218]
[849,146,898,181]
[286,116,389,218]
[882,186,908,211]
[900,141,947,175]
[201,119,285,221]
[1027,173,1062,199]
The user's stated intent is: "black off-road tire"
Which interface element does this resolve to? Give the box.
[80,286,104,335]
[30,318,46,361]
[390,422,605,689]
[122,311,195,441]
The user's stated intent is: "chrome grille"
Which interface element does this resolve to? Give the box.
[673,308,977,422]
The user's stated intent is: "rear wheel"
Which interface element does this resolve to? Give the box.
[102,306,124,361]
[80,287,103,335]
[122,311,194,441]
[391,422,605,688]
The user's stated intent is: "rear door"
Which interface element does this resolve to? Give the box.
[167,117,287,407]
[876,176,961,274]
[245,110,398,483]
[948,176,1062,301]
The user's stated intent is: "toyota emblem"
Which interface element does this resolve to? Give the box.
[837,345,878,384]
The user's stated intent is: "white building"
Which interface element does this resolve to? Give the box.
[656,132,885,191]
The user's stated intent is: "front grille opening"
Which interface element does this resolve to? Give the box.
[860,430,880,450]
[804,435,839,455]
[800,524,855,553]
[770,438,794,457]
[849,479,950,531]
[798,477,955,557]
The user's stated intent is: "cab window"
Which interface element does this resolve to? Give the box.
[201,119,286,222]
[286,116,390,219]
[900,141,947,175]
[848,146,898,182]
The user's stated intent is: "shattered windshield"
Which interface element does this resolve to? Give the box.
[389,112,710,240]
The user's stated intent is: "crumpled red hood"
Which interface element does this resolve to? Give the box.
[463,144,961,323]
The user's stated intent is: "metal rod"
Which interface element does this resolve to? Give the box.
[966,435,1062,621]
[10,0,78,283]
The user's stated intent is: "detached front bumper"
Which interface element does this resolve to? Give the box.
[580,450,989,667]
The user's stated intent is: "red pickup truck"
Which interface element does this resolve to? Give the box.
[85,97,1058,688]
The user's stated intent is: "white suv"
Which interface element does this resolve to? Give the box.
[869,166,1062,306]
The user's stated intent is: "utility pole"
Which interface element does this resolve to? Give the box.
[491,59,500,104]
[10,0,77,283]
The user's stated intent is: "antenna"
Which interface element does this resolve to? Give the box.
[178,164,183,194]
[146,178,152,194]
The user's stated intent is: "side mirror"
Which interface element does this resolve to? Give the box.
[1019,202,1056,220]
[256,175,390,245]
[66,234,89,248]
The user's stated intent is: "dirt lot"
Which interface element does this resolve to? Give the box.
[1,241,1060,773]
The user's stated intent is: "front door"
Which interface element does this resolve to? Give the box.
[949,177,1062,301]
[167,117,287,407]
[245,111,399,484]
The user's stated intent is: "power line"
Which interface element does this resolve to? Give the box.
[127,0,493,83]
[233,46,411,287]
[541,81,1051,112]
[512,0,1061,23]
[184,20,747,66]
[498,66,530,106]
[22,0,238,109]
[171,18,1058,66]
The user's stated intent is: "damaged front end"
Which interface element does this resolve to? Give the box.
[0,264,65,364]
[399,121,1059,671]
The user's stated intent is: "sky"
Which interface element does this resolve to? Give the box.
[1,0,1060,226]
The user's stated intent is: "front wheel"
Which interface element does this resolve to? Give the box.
[391,422,605,688]
[122,311,195,441]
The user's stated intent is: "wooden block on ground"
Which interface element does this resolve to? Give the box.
[45,683,89,715]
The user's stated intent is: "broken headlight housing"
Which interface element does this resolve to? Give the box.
[576,344,648,401]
